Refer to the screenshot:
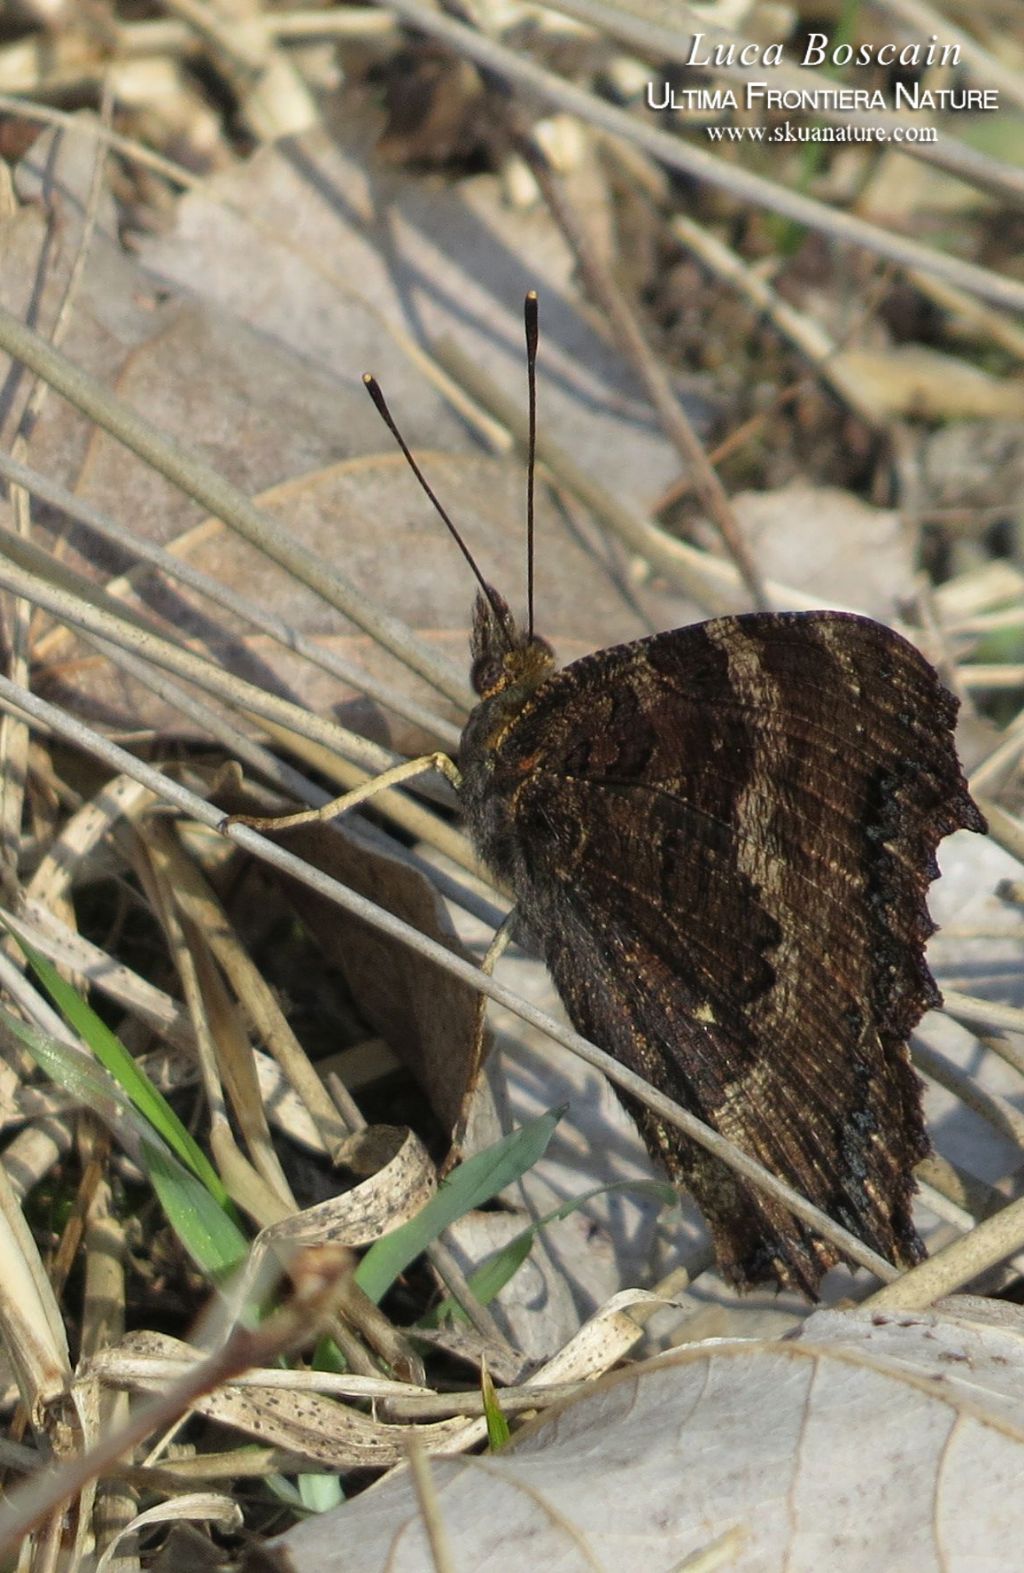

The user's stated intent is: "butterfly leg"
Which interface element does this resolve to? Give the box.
[444,911,518,1174]
[220,751,463,834]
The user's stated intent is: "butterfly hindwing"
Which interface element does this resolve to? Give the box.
[459,609,984,1294]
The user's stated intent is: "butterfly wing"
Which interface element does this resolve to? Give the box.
[460,610,984,1294]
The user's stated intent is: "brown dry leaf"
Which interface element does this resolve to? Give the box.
[275,817,487,1135]
[8,129,380,494]
[266,1302,1024,1571]
[95,447,685,754]
[7,117,940,747]
[134,117,698,510]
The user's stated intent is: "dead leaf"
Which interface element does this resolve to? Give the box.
[726,485,915,618]
[266,1303,1024,1570]
[87,1331,472,1470]
[9,124,702,744]
[134,118,700,512]
[258,1125,436,1250]
[276,817,487,1135]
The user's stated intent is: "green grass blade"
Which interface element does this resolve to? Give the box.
[440,1179,678,1319]
[481,1361,510,1450]
[0,1000,152,1147]
[9,926,230,1208]
[297,1474,345,1513]
[143,1138,250,1276]
[355,1107,565,1305]
[1,1000,249,1274]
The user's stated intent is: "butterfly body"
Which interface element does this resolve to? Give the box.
[458,589,986,1295]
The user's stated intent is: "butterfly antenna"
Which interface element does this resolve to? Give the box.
[524,291,538,640]
[362,373,510,641]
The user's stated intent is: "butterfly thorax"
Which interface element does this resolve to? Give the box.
[459,587,556,887]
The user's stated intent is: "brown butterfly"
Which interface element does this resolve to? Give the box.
[368,295,986,1296]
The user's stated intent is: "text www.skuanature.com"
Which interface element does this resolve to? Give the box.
[706,122,938,143]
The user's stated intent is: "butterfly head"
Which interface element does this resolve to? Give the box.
[470,587,555,701]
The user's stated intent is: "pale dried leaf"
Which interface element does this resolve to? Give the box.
[135,121,696,510]
[525,1287,663,1383]
[9,124,703,746]
[94,1492,243,1573]
[258,1125,436,1249]
[727,485,915,618]
[860,148,995,222]
[88,1331,474,1470]
[919,831,1024,1198]
[917,419,1024,516]
[268,1305,1024,1572]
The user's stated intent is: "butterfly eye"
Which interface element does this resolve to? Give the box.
[470,653,506,699]
[471,636,554,700]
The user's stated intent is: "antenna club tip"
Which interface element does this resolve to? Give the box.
[524,292,539,352]
[363,374,388,416]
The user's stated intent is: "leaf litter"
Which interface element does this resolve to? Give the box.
[0,2,1021,1566]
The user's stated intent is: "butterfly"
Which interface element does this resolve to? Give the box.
[369,296,986,1296]
[458,589,984,1293]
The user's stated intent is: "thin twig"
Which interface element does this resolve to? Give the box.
[0,79,113,874]
[0,1250,356,1555]
[864,1192,1024,1309]
[406,1434,456,1573]
[669,212,885,430]
[0,532,486,872]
